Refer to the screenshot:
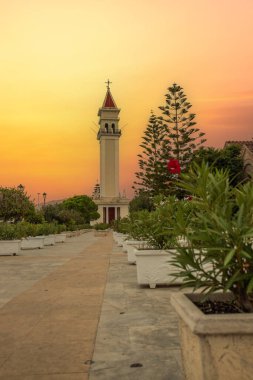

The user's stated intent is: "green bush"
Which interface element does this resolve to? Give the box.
[171,163,253,312]
[15,222,37,238]
[94,223,109,231]
[112,217,131,233]
[66,223,92,231]
[0,223,21,240]
[126,197,195,249]
[35,223,57,236]
[55,224,67,234]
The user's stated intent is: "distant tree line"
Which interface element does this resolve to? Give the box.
[0,187,99,226]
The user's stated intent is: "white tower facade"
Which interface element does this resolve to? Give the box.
[93,82,129,224]
[98,88,121,198]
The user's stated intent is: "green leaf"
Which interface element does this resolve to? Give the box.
[224,248,236,266]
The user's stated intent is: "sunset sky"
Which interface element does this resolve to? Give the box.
[1,0,253,202]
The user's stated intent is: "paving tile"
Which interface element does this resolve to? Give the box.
[0,343,92,377]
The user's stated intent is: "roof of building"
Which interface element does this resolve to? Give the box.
[102,89,117,108]
[225,140,253,153]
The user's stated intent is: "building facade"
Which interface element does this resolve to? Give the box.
[93,83,129,223]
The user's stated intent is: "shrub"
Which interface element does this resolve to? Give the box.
[35,223,57,236]
[94,223,109,231]
[0,223,21,240]
[171,163,253,312]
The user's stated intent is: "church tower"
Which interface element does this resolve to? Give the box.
[93,81,129,224]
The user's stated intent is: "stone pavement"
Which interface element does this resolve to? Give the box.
[0,231,112,379]
[89,240,184,380]
[0,231,184,380]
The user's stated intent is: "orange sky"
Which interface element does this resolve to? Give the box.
[1,0,253,202]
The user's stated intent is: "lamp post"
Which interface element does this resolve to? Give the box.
[42,192,47,207]
[37,193,40,208]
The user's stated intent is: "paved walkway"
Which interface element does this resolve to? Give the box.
[0,232,183,380]
[89,239,183,380]
[0,232,112,379]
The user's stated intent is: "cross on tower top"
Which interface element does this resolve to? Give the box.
[105,79,112,90]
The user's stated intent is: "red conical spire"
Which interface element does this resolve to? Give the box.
[103,90,117,108]
[102,79,117,108]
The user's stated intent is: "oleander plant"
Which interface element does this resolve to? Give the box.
[171,163,253,312]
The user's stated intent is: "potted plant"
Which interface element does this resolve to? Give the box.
[0,223,22,255]
[18,222,45,250]
[170,163,253,380]
[130,202,187,287]
[36,223,56,246]
[54,224,67,243]
[94,223,109,237]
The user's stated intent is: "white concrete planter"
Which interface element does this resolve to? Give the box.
[122,239,142,253]
[126,241,149,263]
[115,234,127,247]
[135,249,183,288]
[43,234,55,246]
[54,233,67,243]
[0,240,21,255]
[113,232,123,239]
[171,292,253,380]
[112,231,120,241]
[21,236,44,250]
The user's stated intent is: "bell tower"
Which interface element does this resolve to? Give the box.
[92,81,129,224]
[97,80,121,198]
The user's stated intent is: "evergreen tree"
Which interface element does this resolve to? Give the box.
[133,84,206,197]
[159,83,206,170]
[133,112,171,196]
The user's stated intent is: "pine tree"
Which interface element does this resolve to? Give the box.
[159,83,206,170]
[133,84,206,197]
[133,112,171,196]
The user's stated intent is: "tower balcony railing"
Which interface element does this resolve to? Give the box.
[97,129,122,139]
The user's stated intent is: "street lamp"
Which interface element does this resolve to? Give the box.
[42,192,47,207]
[37,193,40,208]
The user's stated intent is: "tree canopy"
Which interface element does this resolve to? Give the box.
[0,186,35,222]
[44,195,100,225]
[133,112,171,195]
[62,195,99,223]
[129,191,155,213]
[133,83,206,197]
[192,144,244,186]
[159,83,206,169]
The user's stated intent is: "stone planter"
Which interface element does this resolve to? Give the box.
[171,292,253,380]
[122,239,145,253]
[126,241,148,263]
[21,236,45,250]
[43,234,55,246]
[0,240,21,256]
[54,233,67,243]
[115,234,127,247]
[135,249,183,288]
